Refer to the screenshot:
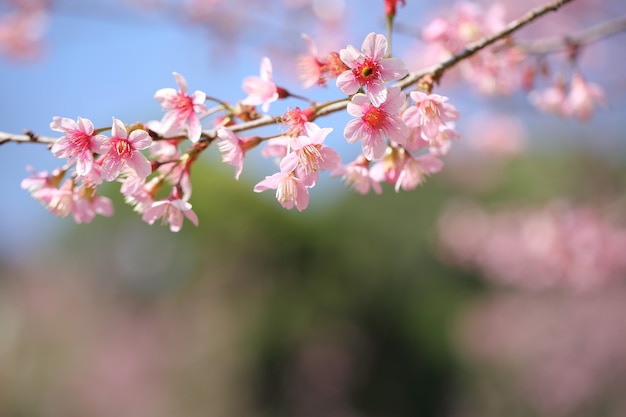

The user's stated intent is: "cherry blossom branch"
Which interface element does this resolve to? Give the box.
[397,0,574,88]
[0,0,574,147]
[206,0,575,140]
[519,15,626,55]
[0,130,56,146]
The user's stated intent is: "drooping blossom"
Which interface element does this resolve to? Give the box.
[216,128,260,180]
[100,118,153,181]
[336,32,407,106]
[402,91,459,142]
[332,154,382,195]
[528,77,569,118]
[298,34,326,88]
[154,72,209,142]
[71,186,114,224]
[21,166,63,196]
[344,86,408,160]
[254,171,309,211]
[280,122,341,187]
[566,72,606,121]
[120,175,156,215]
[241,57,279,112]
[393,153,444,192]
[297,34,348,88]
[26,177,113,224]
[49,116,110,177]
[142,197,199,232]
[261,136,290,161]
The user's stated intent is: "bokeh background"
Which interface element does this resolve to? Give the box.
[1,0,626,416]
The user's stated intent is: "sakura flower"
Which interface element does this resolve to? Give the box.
[280,122,341,187]
[344,86,408,160]
[298,34,326,88]
[50,116,110,177]
[216,128,260,180]
[154,72,209,142]
[394,153,444,192]
[282,106,315,137]
[43,179,75,218]
[261,136,290,161]
[21,166,63,195]
[402,91,459,142]
[331,154,382,195]
[254,171,309,211]
[142,197,199,232]
[528,79,569,118]
[241,57,279,112]
[336,32,407,106]
[566,72,606,122]
[297,34,348,88]
[72,186,114,224]
[120,175,155,214]
[100,118,153,181]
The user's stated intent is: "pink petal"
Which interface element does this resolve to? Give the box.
[128,151,152,178]
[129,129,152,150]
[111,118,128,139]
[339,45,361,68]
[173,72,188,95]
[361,32,387,61]
[336,71,359,95]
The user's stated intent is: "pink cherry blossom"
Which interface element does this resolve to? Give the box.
[393,153,444,192]
[50,116,110,177]
[344,86,408,160]
[336,32,407,106]
[402,91,459,142]
[280,122,341,187]
[216,128,260,180]
[120,175,156,214]
[261,135,290,161]
[529,81,569,118]
[100,118,153,181]
[331,155,382,195]
[282,106,315,137]
[21,166,63,195]
[566,72,606,122]
[154,72,209,142]
[142,197,199,232]
[254,171,309,211]
[298,34,326,88]
[241,57,279,113]
[72,186,114,224]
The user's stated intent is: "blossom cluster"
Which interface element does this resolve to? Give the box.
[23,29,463,229]
[18,0,612,232]
[420,1,607,121]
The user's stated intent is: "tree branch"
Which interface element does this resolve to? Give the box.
[0,130,56,147]
[396,0,574,89]
[518,15,626,55]
[0,0,575,147]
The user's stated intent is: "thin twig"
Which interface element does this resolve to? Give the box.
[519,15,626,55]
[396,0,574,89]
[0,130,56,147]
